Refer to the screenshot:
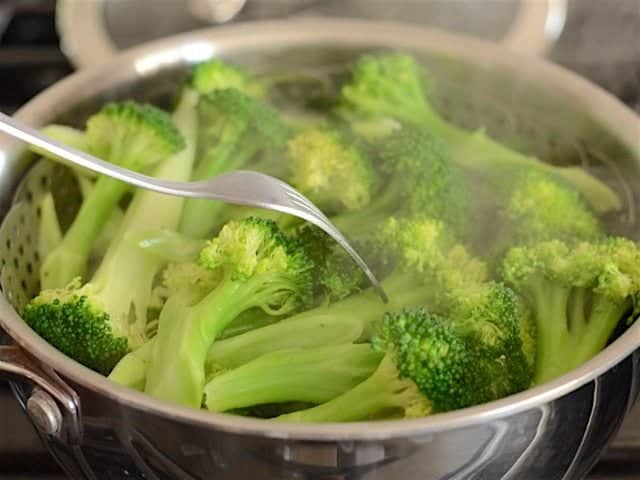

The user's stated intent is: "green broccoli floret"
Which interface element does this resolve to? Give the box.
[188,59,265,99]
[287,125,376,214]
[39,102,185,289]
[488,171,602,258]
[203,344,383,412]
[27,96,202,375]
[330,127,467,238]
[144,217,313,407]
[293,224,367,303]
[24,279,128,375]
[501,238,640,384]
[178,88,291,238]
[335,53,621,214]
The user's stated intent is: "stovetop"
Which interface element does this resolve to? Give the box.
[0,1,638,478]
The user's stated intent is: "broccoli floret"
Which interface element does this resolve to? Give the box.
[188,59,265,99]
[501,238,640,384]
[330,127,466,238]
[26,97,199,375]
[39,102,185,289]
[335,53,621,214]
[294,224,367,303]
[178,89,291,238]
[278,290,530,423]
[144,217,313,407]
[489,172,602,258]
[203,344,383,412]
[287,125,376,214]
[24,279,129,375]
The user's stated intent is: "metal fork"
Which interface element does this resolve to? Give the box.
[0,112,387,302]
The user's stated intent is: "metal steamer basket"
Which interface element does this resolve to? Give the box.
[0,19,639,480]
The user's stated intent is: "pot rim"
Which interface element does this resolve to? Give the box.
[2,18,640,441]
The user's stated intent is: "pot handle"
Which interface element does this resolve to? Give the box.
[0,345,82,443]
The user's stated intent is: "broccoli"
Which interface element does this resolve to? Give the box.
[144,217,313,407]
[293,224,367,303]
[501,238,640,384]
[25,95,200,375]
[203,344,383,412]
[331,126,469,239]
[111,215,478,389]
[178,89,291,238]
[187,59,265,99]
[335,52,621,214]
[287,125,377,214]
[486,171,602,259]
[39,102,185,289]
[278,295,530,422]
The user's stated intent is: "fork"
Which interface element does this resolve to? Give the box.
[0,111,387,302]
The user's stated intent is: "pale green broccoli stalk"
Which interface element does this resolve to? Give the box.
[108,339,155,391]
[39,101,185,289]
[73,173,125,263]
[501,238,640,384]
[331,126,469,239]
[144,217,314,407]
[37,193,62,260]
[335,53,621,214]
[178,89,291,238]
[207,314,369,371]
[203,344,383,412]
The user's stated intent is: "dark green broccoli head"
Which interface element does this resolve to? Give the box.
[188,59,265,98]
[287,125,377,214]
[86,101,185,171]
[23,280,129,375]
[294,224,366,302]
[374,301,531,413]
[373,307,482,413]
[501,171,602,245]
[378,126,469,235]
[199,217,314,313]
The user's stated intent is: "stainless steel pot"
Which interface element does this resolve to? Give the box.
[0,19,639,480]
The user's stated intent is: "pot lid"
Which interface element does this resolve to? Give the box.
[56,0,567,68]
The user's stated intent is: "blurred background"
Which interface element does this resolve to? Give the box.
[0,0,638,478]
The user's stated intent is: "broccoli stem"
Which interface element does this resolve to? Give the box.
[207,314,368,371]
[145,272,280,407]
[533,285,630,384]
[276,354,430,423]
[37,193,62,260]
[203,344,383,412]
[108,339,155,391]
[40,177,129,289]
